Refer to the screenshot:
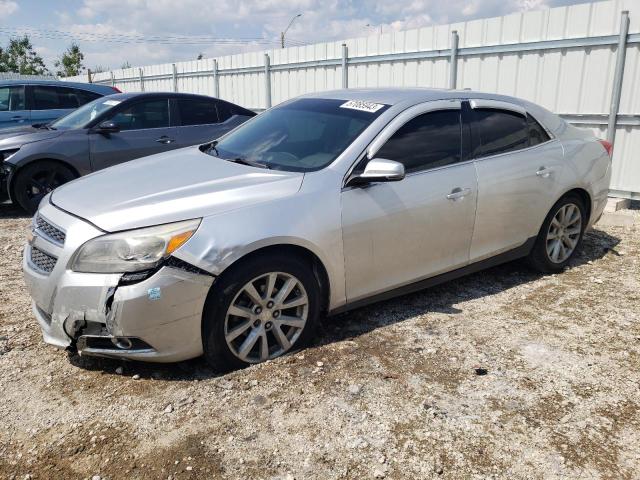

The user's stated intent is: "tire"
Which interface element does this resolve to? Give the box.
[12,161,77,214]
[528,193,587,273]
[202,253,321,372]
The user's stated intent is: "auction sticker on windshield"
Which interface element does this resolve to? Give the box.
[340,100,385,113]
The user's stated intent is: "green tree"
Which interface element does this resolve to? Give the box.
[0,36,48,75]
[54,42,85,77]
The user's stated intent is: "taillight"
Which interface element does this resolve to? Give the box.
[598,139,613,157]
[111,86,122,93]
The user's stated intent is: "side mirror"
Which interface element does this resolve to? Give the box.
[347,158,405,187]
[93,120,120,134]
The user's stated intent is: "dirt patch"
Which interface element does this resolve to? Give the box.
[1,203,639,479]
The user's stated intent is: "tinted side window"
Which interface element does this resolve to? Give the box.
[0,86,25,111]
[215,101,254,122]
[33,86,81,109]
[216,102,233,122]
[528,113,551,147]
[376,110,462,173]
[74,89,102,106]
[473,108,528,158]
[108,99,169,131]
[177,98,219,126]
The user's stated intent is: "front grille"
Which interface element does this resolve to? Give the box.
[30,247,57,274]
[35,215,66,245]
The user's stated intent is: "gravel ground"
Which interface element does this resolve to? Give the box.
[0,203,639,480]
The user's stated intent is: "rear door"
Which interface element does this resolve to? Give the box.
[341,101,478,301]
[468,99,565,262]
[0,85,29,127]
[89,97,177,171]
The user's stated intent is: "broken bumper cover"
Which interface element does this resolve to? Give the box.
[23,201,214,363]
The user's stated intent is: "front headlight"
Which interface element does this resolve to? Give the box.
[71,219,201,273]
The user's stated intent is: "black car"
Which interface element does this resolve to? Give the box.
[0,92,256,212]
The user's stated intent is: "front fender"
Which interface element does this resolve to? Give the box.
[171,181,346,310]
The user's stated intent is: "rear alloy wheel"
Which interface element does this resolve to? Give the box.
[528,193,586,273]
[12,161,77,214]
[203,254,320,371]
[545,203,582,264]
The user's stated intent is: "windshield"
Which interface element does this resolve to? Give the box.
[207,98,389,172]
[50,96,122,130]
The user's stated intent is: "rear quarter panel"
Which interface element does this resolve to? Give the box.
[560,134,611,227]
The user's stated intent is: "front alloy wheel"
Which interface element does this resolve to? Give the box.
[225,272,309,363]
[202,253,320,371]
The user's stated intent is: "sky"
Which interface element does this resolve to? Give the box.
[0,0,602,73]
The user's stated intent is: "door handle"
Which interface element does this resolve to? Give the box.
[11,115,24,119]
[536,166,555,178]
[156,136,175,144]
[446,187,471,201]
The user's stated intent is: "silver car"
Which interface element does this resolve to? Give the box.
[22,88,612,371]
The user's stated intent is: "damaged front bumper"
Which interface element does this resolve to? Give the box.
[22,201,214,363]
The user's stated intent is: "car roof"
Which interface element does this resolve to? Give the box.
[0,79,117,94]
[94,91,229,101]
[300,87,530,108]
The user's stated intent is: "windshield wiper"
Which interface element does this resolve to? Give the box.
[33,123,55,130]
[228,157,271,169]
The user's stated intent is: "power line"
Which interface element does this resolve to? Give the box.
[0,27,292,46]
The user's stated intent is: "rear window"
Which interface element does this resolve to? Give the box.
[528,113,551,146]
[473,108,529,158]
[177,97,219,126]
[75,88,102,106]
[33,86,75,109]
[216,101,255,122]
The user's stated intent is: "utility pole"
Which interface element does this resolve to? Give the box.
[281,13,302,48]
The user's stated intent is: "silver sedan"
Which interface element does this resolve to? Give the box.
[22,88,612,371]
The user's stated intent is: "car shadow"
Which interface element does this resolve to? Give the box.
[67,227,621,381]
[0,202,30,219]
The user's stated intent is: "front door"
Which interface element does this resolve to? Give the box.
[341,102,478,302]
[89,98,178,171]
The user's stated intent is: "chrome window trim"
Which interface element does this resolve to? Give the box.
[472,137,561,163]
[469,98,527,116]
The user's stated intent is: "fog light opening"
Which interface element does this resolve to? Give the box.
[111,337,133,350]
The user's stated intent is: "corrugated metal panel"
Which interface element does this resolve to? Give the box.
[63,0,640,196]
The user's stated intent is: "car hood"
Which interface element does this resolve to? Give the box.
[0,126,63,149]
[51,146,304,232]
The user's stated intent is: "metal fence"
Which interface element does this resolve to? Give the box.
[64,0,640,199]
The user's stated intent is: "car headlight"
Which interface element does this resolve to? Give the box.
[71,219,201,273]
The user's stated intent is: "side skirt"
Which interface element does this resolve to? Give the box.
[330,237,536,316]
